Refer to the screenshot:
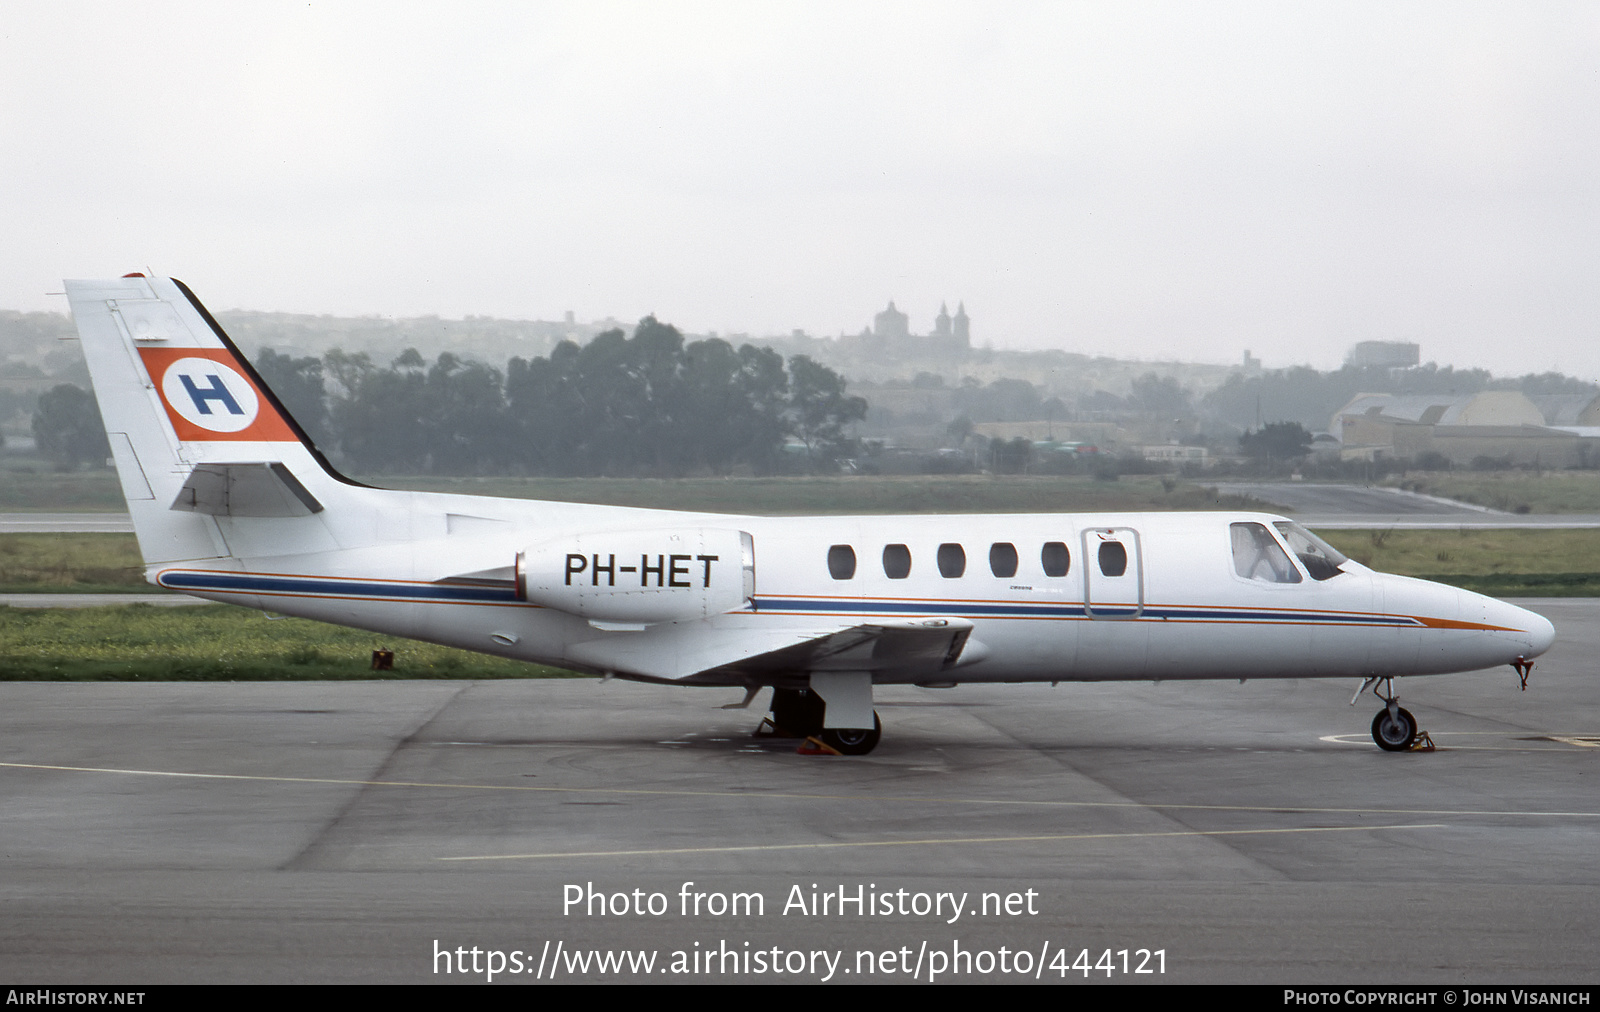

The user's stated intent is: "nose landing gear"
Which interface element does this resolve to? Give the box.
[1354,676,1431,752]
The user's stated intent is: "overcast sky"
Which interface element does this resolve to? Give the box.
[4,2,1598,378]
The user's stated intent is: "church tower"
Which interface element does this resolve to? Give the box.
[953,302,970,348]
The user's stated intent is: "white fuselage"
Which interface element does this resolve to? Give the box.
[150,486,1554,688]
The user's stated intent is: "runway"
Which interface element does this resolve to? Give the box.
[0,512,134,533]
[1207,482,1503,516]
[0,600,1594,984]
[0,593,206,608]
[1207,482,1600,529]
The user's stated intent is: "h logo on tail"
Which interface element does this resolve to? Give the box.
[140,348,296,442]
[178,373,245,416]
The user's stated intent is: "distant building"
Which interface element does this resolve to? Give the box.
[1332,392,1545,442]
[873,302,910,341]
[1345,341,1420,369]
[1331,391,1600,467]
[865,300,970,354]
[1530,393,1600,428]
[974,420,1121,445]
[1141,444,1209,465]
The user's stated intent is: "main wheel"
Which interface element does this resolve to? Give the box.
[1371,706,1417,752]
[769,687,824,737]
[818,713,882,756]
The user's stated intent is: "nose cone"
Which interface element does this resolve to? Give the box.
[1482,594,1555,659]
[1381,575,1557,675]
[1519,605,1556,658]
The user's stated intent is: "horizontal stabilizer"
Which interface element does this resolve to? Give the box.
[171,462,324,518]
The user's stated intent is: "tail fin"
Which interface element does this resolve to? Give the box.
[64,275,348,568]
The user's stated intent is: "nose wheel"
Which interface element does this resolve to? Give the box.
[1355,676,1423,752]
[1371,705,1418,752]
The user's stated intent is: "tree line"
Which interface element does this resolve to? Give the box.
[31,317,867,476]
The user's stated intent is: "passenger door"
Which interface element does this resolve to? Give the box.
[1082,526,1143,619]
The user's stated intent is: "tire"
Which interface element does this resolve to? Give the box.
[1371,706,1417,752]
[818,713,882,756]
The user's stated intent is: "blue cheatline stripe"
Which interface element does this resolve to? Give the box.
[157,570,521,604]
[751,596,1420,628]
[154,571,1419,628]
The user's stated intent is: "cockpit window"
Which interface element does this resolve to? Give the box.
[1230,522,1302,584]
[1273,521,1347,581]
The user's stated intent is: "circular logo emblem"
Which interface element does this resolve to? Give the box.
[160,358,260,433]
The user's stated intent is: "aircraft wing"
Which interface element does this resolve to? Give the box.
[564,615,977,683]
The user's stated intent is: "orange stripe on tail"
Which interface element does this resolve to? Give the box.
[138,348,297,442]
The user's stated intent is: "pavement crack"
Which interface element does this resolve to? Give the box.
[279,682,473,871]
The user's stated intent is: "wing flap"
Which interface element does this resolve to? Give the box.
[566,616,975,682]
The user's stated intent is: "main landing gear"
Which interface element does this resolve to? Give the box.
[1354,676,1425,752]
[765,687,882,756]
[768,686,824,737]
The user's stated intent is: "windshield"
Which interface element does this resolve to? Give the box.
[1272,521,1348,581]
[1230,522,1301,584]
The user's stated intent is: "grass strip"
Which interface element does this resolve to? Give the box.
[0,533,155,592]
[0,602,580,681]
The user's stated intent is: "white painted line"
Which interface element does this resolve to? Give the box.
[4,760,1597,819]
[1320,731,1600,751]
[439,823,1451,862]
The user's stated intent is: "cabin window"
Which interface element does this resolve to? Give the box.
[827,545,856,580]
[1098,541,1128,577]
[937,543,966,578]
[989,542,1018,578]
[1041,541,1071,577]
[1273,521,1347,581]
[882,544,912,579]
[1230,523,1302,584]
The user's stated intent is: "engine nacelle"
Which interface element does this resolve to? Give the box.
[517,527,754,624]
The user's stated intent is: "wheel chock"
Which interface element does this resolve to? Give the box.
[1410,730,1437,752]
[798,736,842,756]
[755,717,839,752]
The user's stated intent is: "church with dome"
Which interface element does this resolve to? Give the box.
[864,300,970,355]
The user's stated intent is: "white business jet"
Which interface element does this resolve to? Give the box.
[63,275,1554,755]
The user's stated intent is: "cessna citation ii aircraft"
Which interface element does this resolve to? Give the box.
[63,275,1555,755]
